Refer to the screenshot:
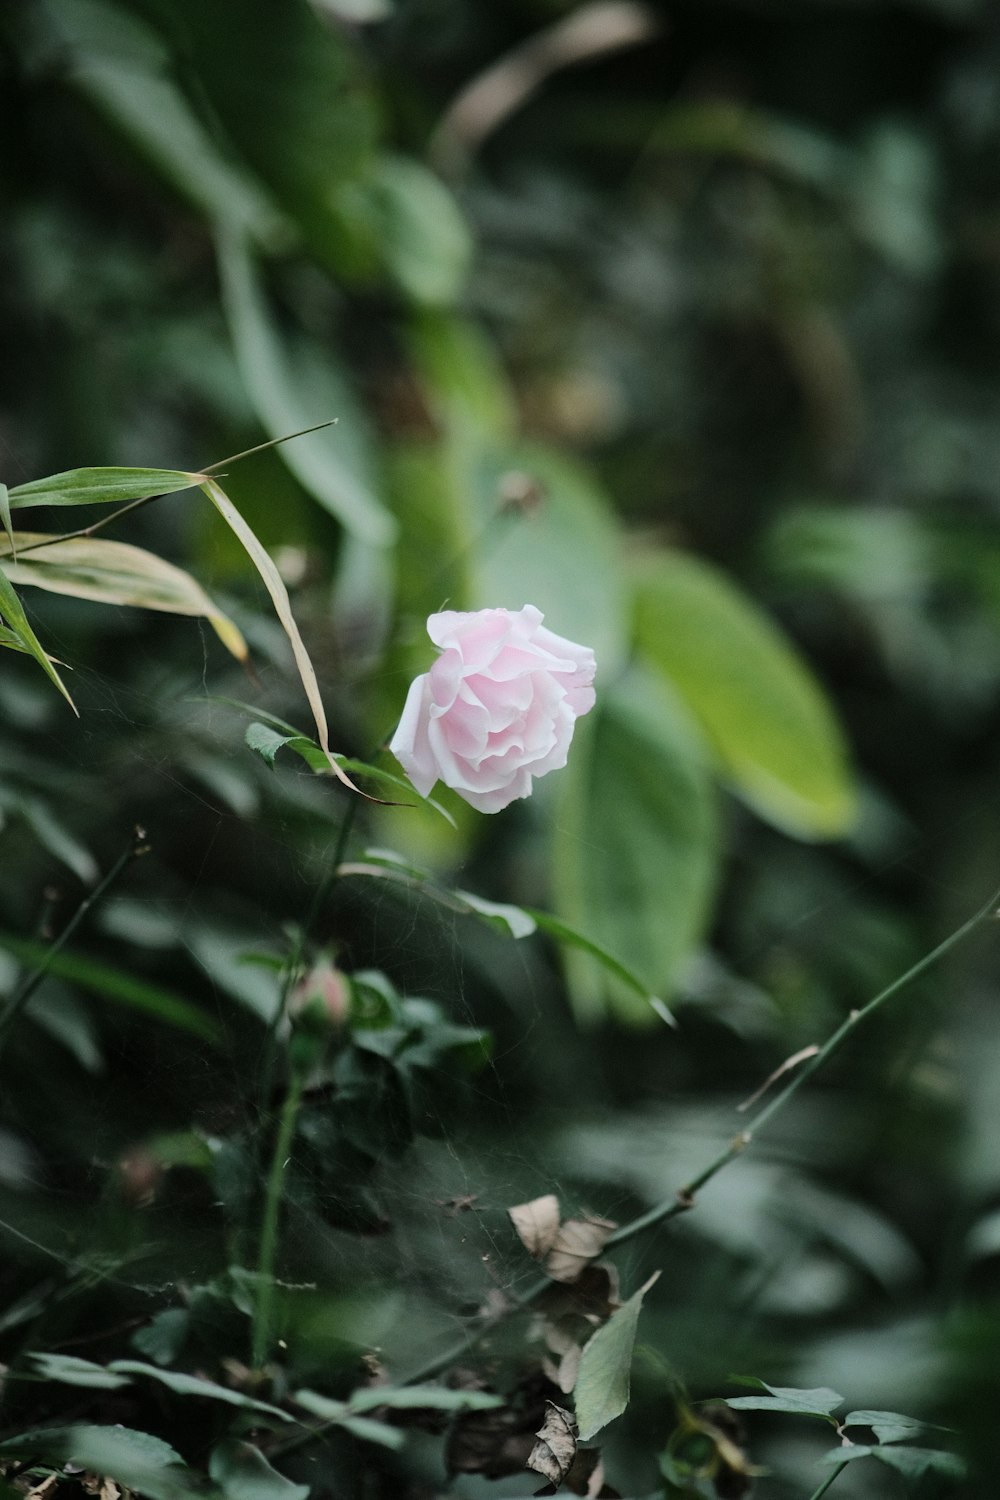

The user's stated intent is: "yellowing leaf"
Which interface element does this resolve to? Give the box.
[545,1216,616,1284]
[0,534,247,662]
[201,478,370,798]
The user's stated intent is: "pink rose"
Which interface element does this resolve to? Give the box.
[390,606,596,813]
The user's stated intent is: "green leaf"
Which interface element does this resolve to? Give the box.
[245,721,293,768]
[0,787,98,883]
[526,909,676,1025]
[471,443,628,677]
[452,890,538,940]
[8,466,203,509]
[0,1425,212,1500]
[574,1272,660,1441]
[843,1410,932,1444]
[216,232,394,547]
[243,721,455,818]
[825,1444,966,1480]
[292,1389,405,1448]
[0,533,247,661]
[132,1308,191,1366]
[0,567,75,709]
[107,1359,293,1421]
[29,1351,131,1388]
[202,477,373,801]
[726,1381,843,1419]
[348,1385,504,1414]
[0,934,223,1044]
[44,0,284,244]
[552,671,719,1023]
[364,153,471,305]
[633,549,855,839]
[209,1440,309,1500]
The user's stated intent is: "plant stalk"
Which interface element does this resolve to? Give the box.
[399,880,1000,1384]
[806,1460,848,1499]
[251,1067,306,1371]
[0,827,148,1052]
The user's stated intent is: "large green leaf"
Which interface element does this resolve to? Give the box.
[363,154,472,305]
[0,1425,216,1500]
[574,1273,660,1441]
[552,670,719,1022]
[9,466,203,508]
[216,233,394,547]
[44,0,284,244]
[0,533,246,661]
[633,550,855,839]
[470,443,628,678]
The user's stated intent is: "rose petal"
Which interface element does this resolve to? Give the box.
[390,606,596,813]
[389,673,437,796]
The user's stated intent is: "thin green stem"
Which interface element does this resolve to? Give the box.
[0,827,149,1052]
[398,881,1000,1384]
[252,1068,306,1371]
[806,1460,848,1499]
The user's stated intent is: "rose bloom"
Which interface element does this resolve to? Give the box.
[390,606,596,813]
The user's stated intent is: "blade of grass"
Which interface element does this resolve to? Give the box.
[0,567,75,711]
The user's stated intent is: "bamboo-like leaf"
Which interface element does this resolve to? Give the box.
[201,478,370,798]
[9,466,204,509]
[0,567,75,710]
[0,483,13,556]
[0,934,222,1044]
[0,533,247,662]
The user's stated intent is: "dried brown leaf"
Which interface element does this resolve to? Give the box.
[565,1446,614,1497]
[445,1407,534,1477]
[545,1216,616,1283]
[509,1194,561,1259]
[26,1478,59,1500]
[527,1401,578,1487]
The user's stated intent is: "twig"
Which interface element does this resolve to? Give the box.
[8,495,168,558]
[0,825,150,1051]
[398,880,1000,1384]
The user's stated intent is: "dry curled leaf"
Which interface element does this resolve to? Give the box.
[509,1194,561,1259]
[528,1401,578,1488]
[546,1216,616,1283]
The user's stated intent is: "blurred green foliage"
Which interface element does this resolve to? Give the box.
[3,0,1000,1495]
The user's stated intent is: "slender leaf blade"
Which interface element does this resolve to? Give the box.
[1,534,246,661]
[0,934,222,1044]
[202,478,369,798]
[0,567,75,709]
[9,467,203,509]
